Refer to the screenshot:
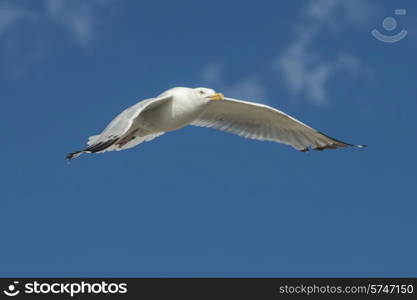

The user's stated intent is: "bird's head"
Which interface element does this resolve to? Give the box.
[158,87,224,103]
[192,87,224,102]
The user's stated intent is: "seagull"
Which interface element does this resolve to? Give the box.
[66,87,365,160]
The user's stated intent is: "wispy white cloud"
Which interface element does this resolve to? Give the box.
[1,1,108,48]
[0,1,111,79]
[200,63,268,103]
[0,4,37,38]
[275,0,375,105]
[44,0,106,48]
[305,0,372,26]
[200,1,375,107]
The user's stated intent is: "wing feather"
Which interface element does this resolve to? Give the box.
[66,95,172,159]
[191,97,364,151]
[93,95,172,144]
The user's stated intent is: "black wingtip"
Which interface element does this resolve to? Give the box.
[355,144,367,148]
[65,138,118,161]
[84,139,118,153]
[65,151,82,160]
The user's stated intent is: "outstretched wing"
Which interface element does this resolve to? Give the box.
[191,97,365,151]
[66,95,172,159]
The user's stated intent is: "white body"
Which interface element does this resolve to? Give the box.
[138,88,209,132]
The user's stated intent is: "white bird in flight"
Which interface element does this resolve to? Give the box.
[66,87,365,160]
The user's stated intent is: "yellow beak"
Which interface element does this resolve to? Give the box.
[209,93,224,101]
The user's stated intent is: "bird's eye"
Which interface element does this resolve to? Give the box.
[199,90,205,95]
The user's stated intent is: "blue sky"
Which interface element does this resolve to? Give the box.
[1,0,416,277]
